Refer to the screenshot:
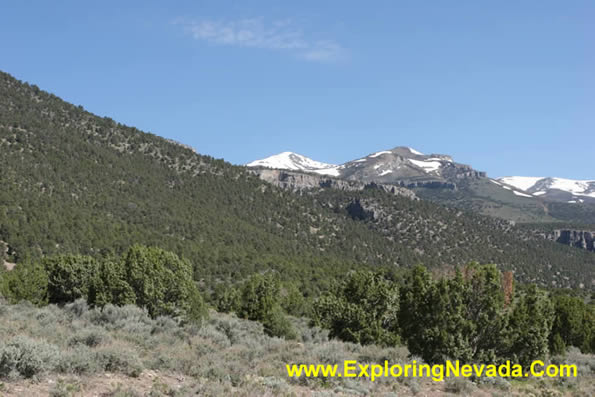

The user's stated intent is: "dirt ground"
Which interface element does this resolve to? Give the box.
[2,261,15,271]
[0,370,188,397]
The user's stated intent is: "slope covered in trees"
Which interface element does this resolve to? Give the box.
[0,70,593,289]
[3,248,592,369]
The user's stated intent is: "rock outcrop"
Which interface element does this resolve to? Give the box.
[250,168,418,200]
[544,229,595,252]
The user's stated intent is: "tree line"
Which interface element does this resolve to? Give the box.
[2,246,593,366]
[311,264,594,365]
[0,245,207,323]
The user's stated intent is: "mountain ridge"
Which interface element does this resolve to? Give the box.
[248,146,486,184]
[248,149,595,225]
[498,176,595,203]
[249,151,594,201]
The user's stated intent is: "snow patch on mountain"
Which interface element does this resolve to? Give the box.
[369,151,392,158]
[409,159,441,173]
[513,191,533,198]
[247,152,337,172]
[547,178,595,197]
[312,167,342,177]
[498,176,544,191]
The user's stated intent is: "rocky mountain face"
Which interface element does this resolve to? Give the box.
[337,146,486,186]
[543,229,595,252]
[251,168,417,199]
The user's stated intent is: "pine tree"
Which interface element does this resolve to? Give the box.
[313,270,400,346]
[507,285,554,366]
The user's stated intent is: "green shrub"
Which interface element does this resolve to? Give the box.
[3,246,208,326]
[507,284,554,367]
[88,259,136,307]
[49,379,83,397]
[43,255,96,304]
[64,299,89,318]
[262,304,297,340]
[122,245,207,324]
[236,273,296,339]
[0,335,60,378]
[67,327,109,347]
[314,270,400,346]
[86,304,151,330]
[444,377,475,394]
[400,264,509,364]
[95,347,144,377]
[151,316,180,335]
[35,305,64,327]
[56,345,102,375]
[477,375,511,391]
[105,384,143,397]
[0,262,48,305]
[212,283,240,313]
[550,293,594,354]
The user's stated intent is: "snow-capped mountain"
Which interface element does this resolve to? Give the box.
[497,177,595,203]
[248,147,595,222]
[248,149,595,205]
[248,147,485,184]
[246,152,341,176]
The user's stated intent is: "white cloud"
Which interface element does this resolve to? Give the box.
[176,18,344,62]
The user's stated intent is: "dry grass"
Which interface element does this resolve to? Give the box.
[0,299,593,396]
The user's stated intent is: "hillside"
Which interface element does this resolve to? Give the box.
[0,70,593,289]
[3,300,593,397]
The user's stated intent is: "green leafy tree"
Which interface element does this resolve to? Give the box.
[463,263,509,363]
[0,262,48,305]
[507,285,554,367]
[399,265,435,357]
[550,293,594,354]
[314,270,400,346]
[87,259,136,307]
[212,283,240,313]
[400,264,510,364]
[236,273,296,339]
[280,282,307,317]
[43,255,96,303]
[122,245,207,323]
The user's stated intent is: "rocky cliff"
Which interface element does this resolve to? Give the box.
[544,230,595,252]
[250,168,418,200]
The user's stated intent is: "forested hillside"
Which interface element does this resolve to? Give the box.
[0,70,593,289]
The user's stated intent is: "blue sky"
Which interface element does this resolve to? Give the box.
[1,1,593,178]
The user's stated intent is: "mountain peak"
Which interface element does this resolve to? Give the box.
[389,146,424,156]
[246,152,339,175]
[247,146,485,184]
